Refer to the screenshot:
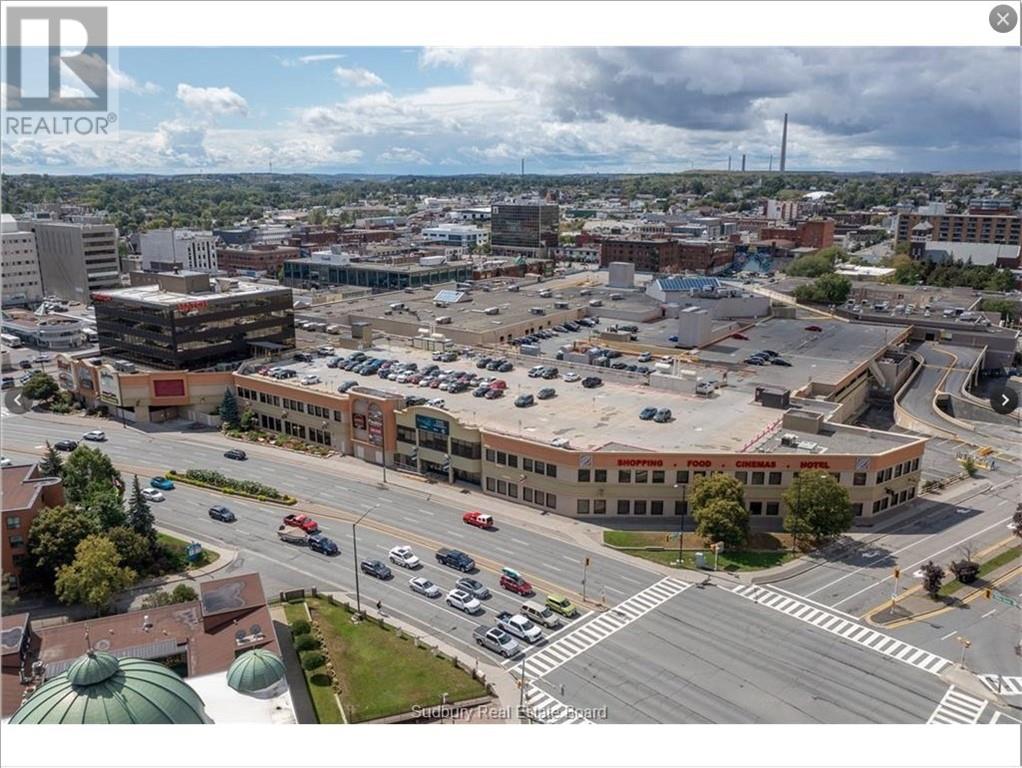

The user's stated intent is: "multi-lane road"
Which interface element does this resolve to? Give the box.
[3,408,1019,724]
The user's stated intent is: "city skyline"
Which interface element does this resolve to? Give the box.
[3,46,1020,175]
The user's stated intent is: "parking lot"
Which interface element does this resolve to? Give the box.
[248,343,781,453]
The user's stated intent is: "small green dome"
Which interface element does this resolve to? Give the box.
[10,653,210,725]
[226,649,287,696]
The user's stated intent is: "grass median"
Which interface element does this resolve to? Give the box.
[603,530,795,572]
[156,532,219,570]
[938,545,1021,598]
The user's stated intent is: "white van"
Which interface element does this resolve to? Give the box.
[521,600,561,629]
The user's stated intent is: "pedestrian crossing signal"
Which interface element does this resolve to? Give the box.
[985,588,992,599]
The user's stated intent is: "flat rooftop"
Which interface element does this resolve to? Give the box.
[92,280,288,307]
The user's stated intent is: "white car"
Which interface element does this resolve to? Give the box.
[82,430,106,442]
[389,545,421,568]
[427,398,445,408]
[141,488,165,502]
[562,372,580,382]
[445,589,482,614]
[0,457,12,468]
[409,577,441,598]
[300,374,321,386]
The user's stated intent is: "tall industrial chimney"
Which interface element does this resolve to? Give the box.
[779,113,788,173]
[741,154,746,172]
[728,155,732,172]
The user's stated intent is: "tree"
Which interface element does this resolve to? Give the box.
[1,580,18,612]
[793,273,852,304]
[921,561,944,599]
[26,505,100,580]
[782,471,853,543]
[690,472,745,512]
[218,389,241,429]
[55,535,136,615]
[140,583,198,608]
[84,486,126,529]
[61,446,122,505]
[103,526,153,575]
[239,407,258,432]
[38,441,64,478]
[1012,509,1022,540]
[127,475,157,543]
[692,499,749,549]
[962,456,978,477]
[21,372,58,402]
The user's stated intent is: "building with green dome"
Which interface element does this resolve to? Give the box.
[226,649,288,699]
[9,650,211,724]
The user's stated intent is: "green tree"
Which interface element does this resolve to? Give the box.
[1,580,18,612]
[140,583,198,608]
[127,475,157,543]
[239,407,258,432]
[55,535,136,615]
[692,499,749,549]
[61,446,122,505]
[103,526,152,575]
[84,486,126,529]
[782,471,853,543]
[21,372,59,402]
[26,505,100,579]
[218,389,241,429]
[1011,509,1022,541]
[689,472,745,512]
[38,441,64,478]
[962,456,978,477]
[921,561,944,599]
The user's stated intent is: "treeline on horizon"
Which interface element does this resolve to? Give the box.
[2,171,1019,234]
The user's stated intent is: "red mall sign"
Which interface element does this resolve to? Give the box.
[617,458,663,467]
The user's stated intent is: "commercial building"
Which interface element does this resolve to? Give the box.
[600,238,678,272]
[17,220,120,303]
[1,463,64,590]
[421,224,489,249]
[92,271,295,370]
[758,219,836,251]
[282,250,473,292]
[217,244,300,275]
[909,240,1021,269]
[140,228,218,272]
[894,210,1021,246]
[0,310,87,349]
[0,215,43,306]
[490,202,560,257]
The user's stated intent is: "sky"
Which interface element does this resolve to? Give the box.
[2,46,1020,175]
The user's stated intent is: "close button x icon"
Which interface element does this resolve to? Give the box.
[989,4,1018,32]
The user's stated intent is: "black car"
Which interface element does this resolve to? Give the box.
[360,559,392,580]
[294,352,314,362]
[208,505,236,522]
[476,357,492,369]
[540,367,558,379]
[54,439,78,451]
[224,448,247,461]
[745,357,766,366]
[405,395,428,407]
[771,358,792,367]
[337,380,359,393]
[18,360,33,370]
[497,361,513,372]
[514,394,534,408]
[537,388,556,400]
[581,376,603,389]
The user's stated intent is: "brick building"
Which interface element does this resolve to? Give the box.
[894,211,1021,246]
[2,463,64,590]
[599,238,679,271]
[217,244,300,274]
[758,219,835,251]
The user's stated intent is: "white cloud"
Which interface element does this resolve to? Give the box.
[176,83,249,116]
[280,53,346,67]
[333,66,385,88]
[109,66,160,95]
[378,147,428,164]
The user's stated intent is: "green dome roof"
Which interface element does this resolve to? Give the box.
[226,649,286,696]
[10,652,210,725]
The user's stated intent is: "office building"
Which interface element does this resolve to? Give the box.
[421,224,489,250]
[1,214,43,306]
[140,228,218,272]
[217,244,300,275]
[894,210,1021,246]
[17,220,120,303]
[282,250,473,292]
[92,272,295,370]
[490,202,560,257]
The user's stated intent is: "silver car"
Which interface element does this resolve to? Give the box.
[456,577,490,600]
[409,577,441,598]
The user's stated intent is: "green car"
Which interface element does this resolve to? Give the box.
[545,594,578,618]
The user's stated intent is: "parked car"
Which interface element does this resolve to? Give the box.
[283,513,319,533]
[388,545,421,568]
[0,457,11,468]
[446,589,482,614]
[472,626,519,657]
[744,357,766,365]
[545,594,579,618]
[463,511,494,529]
[54,439,78,451]
[499,569,533,596]
[653,408,673,423]
[637,352,653,362]
[731,333,749,340]
[537,387,556,400]
[514,394,534,408]
[82,430,106,442]
[805,325,823,332]
[224,448,247,460]
[472,385,490,397]
[208,505,236,522]
[141,488,165,502]
[563,372,580,382]
[409,577,441,598]
[150,477,174,490]
[484,388,502,400]
[771,358,792,367]
[455,577,490,600]
[360,559,392,580]
[581,376,603,388]
[639,406,658,421]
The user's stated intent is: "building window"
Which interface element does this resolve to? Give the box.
[6,516,20,529]
[396,425,417,444]
[851,503,864,517]
[8,535,24,548]
[508,454,518,469]
[450,438,481,460]
[333,410,343,422]
[853,472,866,486]
[497,451,507,466]
[633,500,647,515]
[595,469,607,483]
[768,472,782,485]
[616,499,630,515]
[735,471,748,484]
[765,502,780,516]
[593,499,607,515]
[911,458,919,472]
[497,479,507,495]
[523,458,533,472]
[635,470,648,484]
[508,483,518,499]
[534,461,546,475]
[652,470,665,484]
[577,499,590,515]
[674,500,688,516]
[875,471,883,485]
[618,470,632,483]
[546,463,557,478]
[651,500,664,516]
[486,477,495,491]
[894,464,903,477]
[578,469,591,483]
[485,448,495,463]
[523,487,533,502]
[545,494,556,510]
[676,470,689,484]
[749,501,763,515]
[693,471,705,480]
[751,472,765,485]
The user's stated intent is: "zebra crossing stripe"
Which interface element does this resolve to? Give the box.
[978,674,1022,696]
[927,686,988,724]
[731,583,952,676]
[524,684,593,724]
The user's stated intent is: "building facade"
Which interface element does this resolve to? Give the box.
[1,216,43,306]
[92,272,295,370]
[421,224,489,249]
[18,221,120,303]
[282,255,473,292]
[2,463,64,590]
[140,229,218,272]
[217,244,300,275]
[490,203,560,256]
[894,211,1021,246]
[600,238,679,271]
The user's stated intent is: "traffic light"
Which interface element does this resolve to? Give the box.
[893,568,900,580]
[985,588,992,599]
[585,557,590,567]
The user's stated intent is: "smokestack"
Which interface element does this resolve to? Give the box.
[728,155,732,172]
[741,154,746,172]
[769,154,773,172]
[521,158,524,177]
[780,113,788,173]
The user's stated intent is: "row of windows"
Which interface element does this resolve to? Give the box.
[239,387,342,422]
[239,386,279,406]
[873,486,916,513]
[6,516,20,530]
[484,448,559,478]
[876,459,920,484]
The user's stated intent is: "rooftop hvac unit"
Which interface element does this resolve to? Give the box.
[780,433,800,447]
[483,306,500,315]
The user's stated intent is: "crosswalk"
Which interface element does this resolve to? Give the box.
[513,577,691,680]
[730,584,951,676]
[978,674,1022,696]
[926,686,988,724]
[523,684,593,724]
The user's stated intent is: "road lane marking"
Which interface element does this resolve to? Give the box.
[510,538,529,546]
[940,630,957,640]
[522,684,594,724]
[561,555,579,564]
[768,585,861,621]
[926,686,987,724]
[978,675,1022,696]
[980,608,997,618]
[541,562,564,573]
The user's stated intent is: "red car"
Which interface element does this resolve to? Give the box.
[283,514,319,533]
[805,325,823,332]
[500,573,533,596]
[463,511,494,529]
[731,333,749,340]
[489,379,507,390]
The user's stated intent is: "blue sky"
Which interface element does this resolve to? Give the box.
[3,46,1020,174]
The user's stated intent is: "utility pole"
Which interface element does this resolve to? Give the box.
[582,557,589,603]
[518,655,527,722]
[352,504,379,614]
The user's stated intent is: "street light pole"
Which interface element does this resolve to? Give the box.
[674,483,686,567]
[352,504,379,615]
[791,473,802,554]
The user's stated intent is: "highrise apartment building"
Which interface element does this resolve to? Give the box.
[490,202,560,257]
[18,220,120,303]
[1,214,43,306]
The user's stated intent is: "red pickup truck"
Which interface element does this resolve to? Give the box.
[283,513,320,533]
[463,511,494,529]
